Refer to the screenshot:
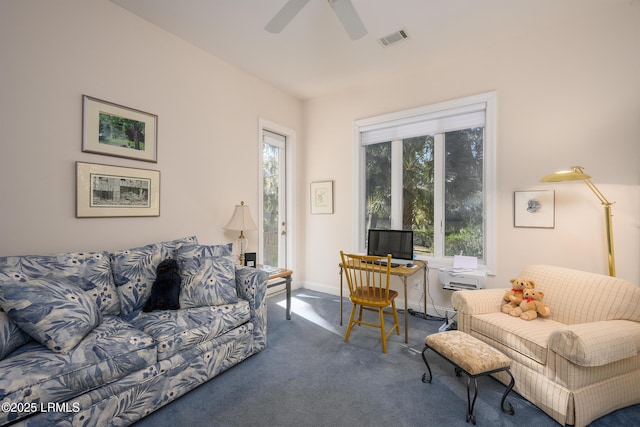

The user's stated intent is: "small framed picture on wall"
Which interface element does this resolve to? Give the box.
[310,181,333,214]
[514,190,555,228]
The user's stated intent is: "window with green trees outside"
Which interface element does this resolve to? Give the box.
[356,92,495,267]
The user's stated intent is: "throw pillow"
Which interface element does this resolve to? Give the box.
[0,277,101,353]
[0,309,31,360]
[111,236,199,317]
[176,243,233,277]
[180,255,238,308]
[0,251,121,316]
[176,243,233,260]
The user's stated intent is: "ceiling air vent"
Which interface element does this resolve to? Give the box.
[377,29,408,47]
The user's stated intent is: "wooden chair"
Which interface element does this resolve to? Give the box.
[340,251,400,353]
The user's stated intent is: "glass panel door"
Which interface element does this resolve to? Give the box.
[262,130,286,268]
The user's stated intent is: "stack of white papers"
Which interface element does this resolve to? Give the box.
[444,256,478,275]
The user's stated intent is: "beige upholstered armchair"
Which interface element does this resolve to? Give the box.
[451,265,640,427]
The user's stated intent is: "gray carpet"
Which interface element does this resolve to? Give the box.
[134,290,640,426]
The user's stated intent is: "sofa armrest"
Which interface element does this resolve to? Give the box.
[548,320,640,366]
[451,288,506,315]
[235,266,269,352]
[236,266,269,307]
[451,288,506,333]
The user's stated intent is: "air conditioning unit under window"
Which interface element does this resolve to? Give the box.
[438,268,486,291]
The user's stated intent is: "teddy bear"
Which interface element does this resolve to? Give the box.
[509,288,550,320]
[501,277,535,314]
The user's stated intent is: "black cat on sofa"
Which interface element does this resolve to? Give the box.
[143,259,181,312]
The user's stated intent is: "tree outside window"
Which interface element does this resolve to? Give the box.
[364,128,483,260]
[357,93,496,268]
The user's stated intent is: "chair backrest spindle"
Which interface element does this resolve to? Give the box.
[340,251,392,305]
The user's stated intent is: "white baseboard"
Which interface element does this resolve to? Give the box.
[299,280,455,320]
[302,281,339,297]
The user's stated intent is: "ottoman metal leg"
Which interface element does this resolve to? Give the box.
[501,369,516,416]
[421,345,433,383]
[466,377,479,424]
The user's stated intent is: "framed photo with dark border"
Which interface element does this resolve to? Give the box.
[76,162,160,218]
[514,190,554,228]
[310,180,333,214]
[82,95,158,162]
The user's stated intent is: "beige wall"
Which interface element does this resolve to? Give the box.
[301,3,640,313]
[0,1,302,257]
[1,2,638,317]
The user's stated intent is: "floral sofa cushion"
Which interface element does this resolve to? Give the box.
[0,251,121,316]
[0,277,101,353]
[0,316,156,425]
[175,243,233,260]
[111,236,197,318]
[180,256,238,308]
[0,309,30,360]
[130,299,251,361]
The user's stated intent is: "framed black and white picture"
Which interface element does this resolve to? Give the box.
[76,162,160,217]
[514,190,554,228]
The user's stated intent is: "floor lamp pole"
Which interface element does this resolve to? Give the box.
[583,177,616,277]
[603,203,616,277]
[541,166,616,277]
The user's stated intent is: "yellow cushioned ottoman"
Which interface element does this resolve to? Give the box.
[422,330,515,424]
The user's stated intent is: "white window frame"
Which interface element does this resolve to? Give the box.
[353,92,496,273]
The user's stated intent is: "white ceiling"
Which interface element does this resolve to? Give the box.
[110,0,626,100]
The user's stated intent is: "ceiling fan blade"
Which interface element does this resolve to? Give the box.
[328,0,367,40]
[265,0,312,34]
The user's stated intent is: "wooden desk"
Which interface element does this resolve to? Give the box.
[339,260,427,344]
[264,267,293,320]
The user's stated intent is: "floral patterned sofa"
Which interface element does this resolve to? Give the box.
[0,236,268,426]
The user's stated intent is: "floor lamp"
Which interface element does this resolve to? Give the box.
[540,166,615,276]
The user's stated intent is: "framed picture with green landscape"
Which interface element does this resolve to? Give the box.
[82,95,158,162]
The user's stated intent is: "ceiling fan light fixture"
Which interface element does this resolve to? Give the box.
[378,29,409,47]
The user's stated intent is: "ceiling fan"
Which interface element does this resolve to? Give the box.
[265,0,367,41]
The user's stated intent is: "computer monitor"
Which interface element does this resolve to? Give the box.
[367,229,414,261]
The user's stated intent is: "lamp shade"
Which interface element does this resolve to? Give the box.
[224,201,258,231]
[540,166,591,183]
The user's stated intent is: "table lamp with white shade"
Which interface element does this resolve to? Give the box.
[224,201,258,265]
